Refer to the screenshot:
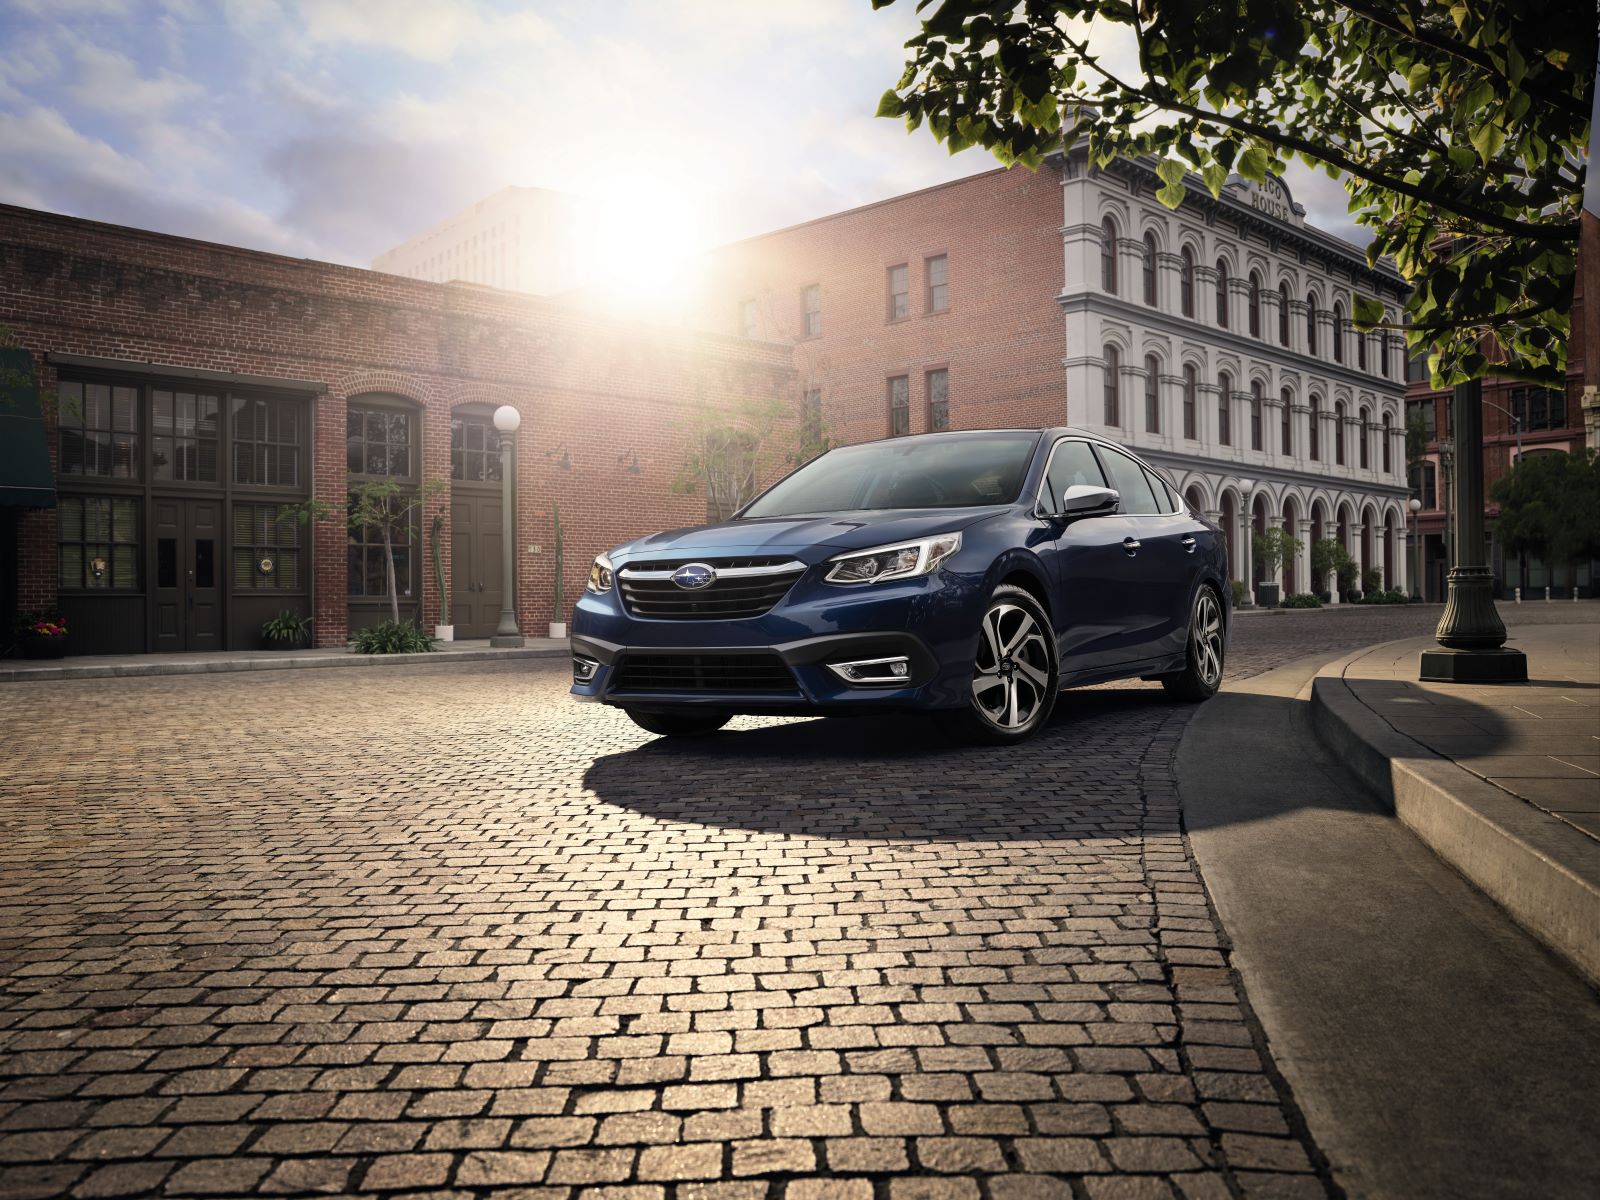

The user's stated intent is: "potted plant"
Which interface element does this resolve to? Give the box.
[261,610,312,650]
[430,511,452,642]
[14,611,68,659]
[1361,566,1384,599]
[549,501,567,639]
[1310,538,1352,603]
[1250,528,1301,609]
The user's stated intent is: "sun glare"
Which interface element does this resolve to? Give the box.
[571,181,708,319]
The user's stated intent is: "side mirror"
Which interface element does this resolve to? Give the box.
[1057,484,1120,519]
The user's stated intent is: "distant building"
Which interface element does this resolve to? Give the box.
[697,148,1414,599]
[372,186,589,295]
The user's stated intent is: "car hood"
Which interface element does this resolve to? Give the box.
[610,506,1005,564]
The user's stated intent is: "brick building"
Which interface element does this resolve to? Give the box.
[0,204,793,655]
[695,147,1414,599]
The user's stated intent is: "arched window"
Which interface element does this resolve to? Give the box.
[1380,326,1392,378]
[1306,293,1319,355]
[1309,396,1322,461]
[1249,381,1264,450]
[1215,259,1230,328]
[1381,412,1393,473]
[1183,365,1198,439]
[1248,271,1262,338]
[1101,217,1118,294]
[1179,247,1195,317]
[1144,354,1160,433]
[1357,315,1368,371]
[1278,281,1290,346]
[1217,371,1233,446]
[1280,388,1293,455]
[1359,405,1370,469]
[1334,400,1347,465]
[1142,233,1157,305]
[1333,301,1346,363]
[1103,345,1121,426]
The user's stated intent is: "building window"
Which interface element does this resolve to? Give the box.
[801,284,821,337]
[233,502,302,591]
[1309,397,1322,460]
[232,396,301,488]
[1407,397,1437,442]
[1510,386,1566,431]
[801,388,823,450]
[1215,259,1230,328]
[739,299,757,338]
[1306,294,1319,355]
[150,389,219,483]
[1381,412,1393,473]
[925,255,948,312]
[1334,401,1347,465]
[1359,406,1371,469]
[1144,355,1160,434]
[58,495,139,591]
[1217,371,1232,446]
[1380,332,1393,379]
[1278,282,1290,346]
[888,375,910,436]
[1182,365,1198,439]
[1142,234,1157,305]
[1249,271,1263,338]
[348,503,414,600]
[1281,388,1293,455]
[1101,217,1118,294]
[1412,460,1437,510]
[1333,301,1346,364]
[1103,346,1121,426]
[347,405,415,478]
[450,414,503,482]
[1179,247,1195,317]
[1250,381,1264,451]
[926,369,949,431]
[887,264,909,320]
[56,381,139,479]
[1357,317,1368,371]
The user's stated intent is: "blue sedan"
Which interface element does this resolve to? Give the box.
[570,428,1229,743]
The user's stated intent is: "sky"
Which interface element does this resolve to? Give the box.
[0,0,1363,272]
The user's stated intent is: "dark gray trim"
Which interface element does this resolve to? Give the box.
[46,354,324,395]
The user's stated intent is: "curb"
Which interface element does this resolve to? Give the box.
[0,645,568,683]
[1309,652,1600,988]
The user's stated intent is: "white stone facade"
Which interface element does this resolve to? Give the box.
[1058,152,1413,598]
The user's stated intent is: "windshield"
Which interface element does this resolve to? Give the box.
[741,433,1040,518]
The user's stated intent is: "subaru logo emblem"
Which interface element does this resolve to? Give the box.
[671,562,717,590]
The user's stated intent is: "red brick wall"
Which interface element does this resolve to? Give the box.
[0,204,794,648]
[692,165,1066,446]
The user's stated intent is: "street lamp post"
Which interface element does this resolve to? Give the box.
[1408,497,1422,601]
[490,405,524,648]
[1420,379,1526,682]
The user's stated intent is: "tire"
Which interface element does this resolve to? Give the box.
[938,584,1059,745]
[625,709,732,738]
[1162,585,1225,701]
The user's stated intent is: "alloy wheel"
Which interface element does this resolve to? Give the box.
[1192,589,1224,687]
[971,602,1052,730]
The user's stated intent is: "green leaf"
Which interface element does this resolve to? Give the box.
[1237,145,1269,182]
[1352,294,1385,328]
[1469,121,1505,163]
[1201,162,1229,197]
[875,89,904,118]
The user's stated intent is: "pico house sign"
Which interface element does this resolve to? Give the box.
[1226,176,1305,227]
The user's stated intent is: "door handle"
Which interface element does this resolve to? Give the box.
[1123,537,1141,555]
[1181,535,1197,553]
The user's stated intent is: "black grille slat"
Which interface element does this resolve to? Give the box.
[617,558,805,620]
[613,652,798,694]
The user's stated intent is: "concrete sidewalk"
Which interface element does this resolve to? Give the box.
[0,636,568,682]
[1311,623,1600,985]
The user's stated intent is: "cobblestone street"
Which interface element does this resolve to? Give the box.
[0,605,1592,1200]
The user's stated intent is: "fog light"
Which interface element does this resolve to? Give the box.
[572,655,599,682]
[827,655,912,686]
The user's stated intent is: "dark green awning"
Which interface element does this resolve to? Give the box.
[0,347,55,508]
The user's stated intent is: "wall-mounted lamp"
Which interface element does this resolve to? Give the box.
[546,443,571,470]
[618,450,641,476]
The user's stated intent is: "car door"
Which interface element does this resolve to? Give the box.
[1090,445,1192,662]
[1035,438,1141,671]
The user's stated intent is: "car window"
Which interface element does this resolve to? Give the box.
[1040,440,1106,513]
[1142,467,1176,514]
[1094,446,1160,515]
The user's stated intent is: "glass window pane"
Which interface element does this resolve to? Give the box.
[112,545,137,589]
[153,436,174,480]
[277,445,297,486]
[85,499,110,542]
[1097,447,1160,515]
[365,411,386,441]
[153,389,173,433]
[466,422,483,450]
[366,444,389,475]
[57,382,83,428]
[484,451,502,482]
[84,384,110,429]
[60,545,82,590]
[348,547,364,594]
[366,547,388,595]
[112,500,136,542]
[194,539,214,589]
[59,498,83,541]
[278,550,299,590]
[197,438,218,482]
[112,387,137,431]
[388,412,409,443]
[85,546,110,589]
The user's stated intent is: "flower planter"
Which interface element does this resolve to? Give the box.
[1254,583,1281,609]
[549,621,568,639]
[21,637,68,660]
[434,625,454,642]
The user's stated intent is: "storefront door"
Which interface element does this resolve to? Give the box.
[451,491,504,638]
[151,497,222,652]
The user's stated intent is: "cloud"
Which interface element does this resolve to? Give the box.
[64,38,200,118]
[289,0,552,62]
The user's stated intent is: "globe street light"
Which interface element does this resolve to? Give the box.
[490,405,524,647]
[1408,497,1422,601]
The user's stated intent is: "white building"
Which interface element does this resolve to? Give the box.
[372,186,589,295]
[1060,150,1413,598]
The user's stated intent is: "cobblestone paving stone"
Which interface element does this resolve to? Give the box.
[0,604,1592,1200]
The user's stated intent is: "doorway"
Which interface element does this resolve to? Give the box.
[451,491,504,638]
[151,497,223,652]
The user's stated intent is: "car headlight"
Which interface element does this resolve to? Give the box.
[824,532,962,585]
[586,552,614,594]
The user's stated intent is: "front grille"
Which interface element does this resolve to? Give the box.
[612,652,798,694]
[618,558,806,620]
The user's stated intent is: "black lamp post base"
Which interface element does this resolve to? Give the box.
[1418,646,1528,683]
[490,634,526,648]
